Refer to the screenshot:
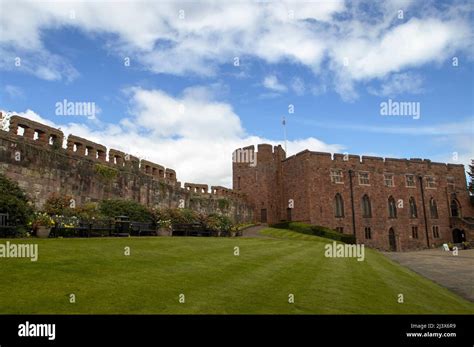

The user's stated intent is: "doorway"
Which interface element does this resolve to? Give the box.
[452,229,465,243]
[260,209,267,223]
[388,228,397,251]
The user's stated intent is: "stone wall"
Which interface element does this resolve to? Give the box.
[0,114,253,224]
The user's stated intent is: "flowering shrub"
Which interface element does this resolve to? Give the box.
[29,212,55,230]
[52,215,79,228]
[43,193,74,216]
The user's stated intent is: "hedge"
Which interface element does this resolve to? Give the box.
[271,221,356,244]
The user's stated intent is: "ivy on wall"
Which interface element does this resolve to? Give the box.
[94,163,118,182]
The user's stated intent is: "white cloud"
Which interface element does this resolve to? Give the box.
[262,75,287,93]
[4,85,24,99]
[291,77,306,96]
[368,72,424,97]
[1,1,470,99]
[1,87,343,187]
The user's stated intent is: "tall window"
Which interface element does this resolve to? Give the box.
[364,227,372,239]
[450,199,460,217]
[409,197,417,218]
[362,195,372,218]
[384,174,394,187]
[405,174,416,187]
[359,172,370,185]
[330,169,343,184]
[411,226,418,239]
[388,196,397,218]
[334,193,344,217]
[432,225,440,238]
[430,198,438,219]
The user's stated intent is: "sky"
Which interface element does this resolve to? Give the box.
[0,0,473,187]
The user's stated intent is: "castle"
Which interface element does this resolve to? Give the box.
[0,114,253,223]
[1,112,473,251]
[233,144,474,251]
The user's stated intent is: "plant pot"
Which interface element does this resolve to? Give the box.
[36,226,51,238]
[157,228,171,236]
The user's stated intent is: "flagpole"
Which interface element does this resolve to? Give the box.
[282,116,287,153]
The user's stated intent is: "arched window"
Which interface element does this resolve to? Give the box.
[334,193,344,218]
[450,199,460,217]
[409,197,417,218]
[430,198,438,219]
[388,196,397,218]
[362,195,372,218]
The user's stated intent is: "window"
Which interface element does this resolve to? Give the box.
[409,197,417,218]
[432,225,440,238]
[388,196,397,218]
[411,226,418,239]
[430,198,438,219]
[330,169,343,184]
[362,195,372,218]
[406,174,416,187]
[364,227,372,239]
[425,176,436,189]
[335,227,344,233]
[450,199,460,217]
[359,172,370,185]
[384,174,394,187]
[334,193,344,218]
[237,176,241,189]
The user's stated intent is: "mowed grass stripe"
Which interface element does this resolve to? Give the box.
[0,231,473,314]
[1,237,311,313]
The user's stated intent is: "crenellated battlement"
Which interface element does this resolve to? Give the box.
[184,183,209,194]
[67,134,107,162]
[4,114,179,182]
[1,113,246,200]
[281,149,465,172]
[9,115,64,148]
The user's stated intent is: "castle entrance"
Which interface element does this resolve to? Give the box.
[388,228,397,251]
[260,209,267,223]
[452,229,465,243]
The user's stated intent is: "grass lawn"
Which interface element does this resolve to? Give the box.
[0,228,473,314]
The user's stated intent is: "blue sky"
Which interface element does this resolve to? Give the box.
[0,0,473,186]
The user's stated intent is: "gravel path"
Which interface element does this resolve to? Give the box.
[384,248,474,302]
[240,225,270,238]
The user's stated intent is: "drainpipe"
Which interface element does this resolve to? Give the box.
[418,175,430,248]
[348,170,356,237]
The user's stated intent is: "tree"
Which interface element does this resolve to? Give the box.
[0,173,33,225]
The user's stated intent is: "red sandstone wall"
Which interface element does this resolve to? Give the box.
[234,143,473,251]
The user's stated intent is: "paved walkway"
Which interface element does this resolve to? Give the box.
[384,249,474,302]
[241,225,269,238]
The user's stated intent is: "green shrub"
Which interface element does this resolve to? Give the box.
[271,221,356,244]
[98,199,153,222]
[217,198,230,211]
[75,202,103,221]
[43,193,74,216]
[0,173,33,225]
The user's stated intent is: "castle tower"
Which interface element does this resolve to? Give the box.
[232,144,286,224]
